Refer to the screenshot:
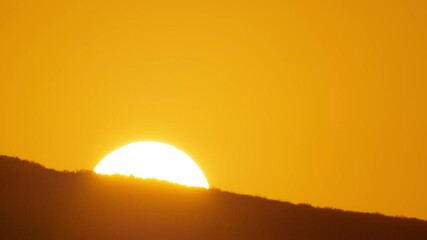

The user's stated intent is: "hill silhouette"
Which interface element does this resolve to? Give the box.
[1,155,426,240]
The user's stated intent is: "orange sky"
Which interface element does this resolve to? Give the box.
[1,0,426,220]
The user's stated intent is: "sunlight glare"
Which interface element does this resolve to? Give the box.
[94,142,209,188]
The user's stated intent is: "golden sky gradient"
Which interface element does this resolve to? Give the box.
[1,0,426,219]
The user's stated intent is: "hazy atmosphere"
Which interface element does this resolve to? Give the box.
[1,0,426,220]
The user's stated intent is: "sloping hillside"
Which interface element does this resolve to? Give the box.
[1,155,426,240]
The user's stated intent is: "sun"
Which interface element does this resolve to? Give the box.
[94,141,209,188]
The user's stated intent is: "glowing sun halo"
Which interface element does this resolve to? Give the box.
[94,142,209,189]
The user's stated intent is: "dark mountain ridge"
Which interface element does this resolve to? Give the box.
[1,155,426,240]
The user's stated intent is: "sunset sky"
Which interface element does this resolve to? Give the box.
[1,0,426,219]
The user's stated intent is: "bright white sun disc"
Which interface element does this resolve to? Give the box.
[94,142,209,189]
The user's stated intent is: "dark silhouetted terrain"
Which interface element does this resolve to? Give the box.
[1,155,426,240]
